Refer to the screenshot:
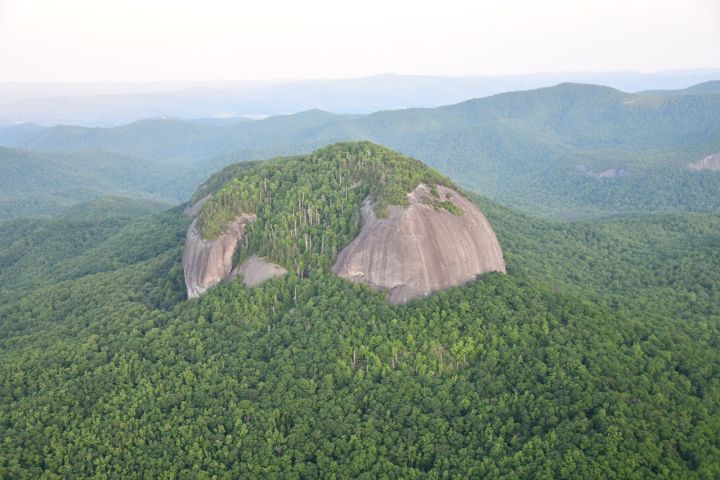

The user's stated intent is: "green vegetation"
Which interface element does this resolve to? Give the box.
[4,83,720,219]
[189,159,260,205]
[196,143,453,275]
[0,197,187,303]
[0,153,719,477]
[432,199,463,216]
[0,147,180,219]
[2,83,720,474]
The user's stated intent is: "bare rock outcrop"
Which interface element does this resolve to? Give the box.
[332,184,505,304]
[688,153,720,172]
[183,194,212,217]
[576,164,629,178]
[182,213,256,298]
[230,254,288,287]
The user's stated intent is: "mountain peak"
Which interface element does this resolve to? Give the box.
[182,142,504,302]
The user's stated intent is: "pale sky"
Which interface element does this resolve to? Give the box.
[0,0,719,82]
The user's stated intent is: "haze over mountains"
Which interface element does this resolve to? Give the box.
[2,79,719,219]
[2,69,720,126]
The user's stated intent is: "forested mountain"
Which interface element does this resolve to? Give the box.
[3,70,720,126]
[182,143,504,302]
[0,122,47,145]
[0,196,177,300]
[3,82,719,218]
[0,147,181,219]
[642,80,720,96]
[0,145,719,477]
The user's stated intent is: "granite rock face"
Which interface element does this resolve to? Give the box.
[688,153,720,172]
[576,164,629,178]
[332,184,505,304]
[230,254,288,287]
[182,214,256,298]
[183,194,211,217]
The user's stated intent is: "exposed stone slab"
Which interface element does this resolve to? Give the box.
[688,153,720,172]
[182,213,256,298]
[183,194,212,217]
[230,254,288,287]
[332,184,505,304]
[576,164,629,178]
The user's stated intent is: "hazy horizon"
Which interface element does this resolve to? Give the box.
[1,0,719,82]
[3,68,720,85]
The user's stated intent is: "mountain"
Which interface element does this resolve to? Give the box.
[0,122,48,144]
[6,82,719,218]
[0,146,181,219]
[641,80,720,96]
[181,143,505,302]
[1,154,718,476]
[4,111,341,162]
[2,69,720,126]
[0,196,179,300]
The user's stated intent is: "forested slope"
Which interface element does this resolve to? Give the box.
[0,147,179,219]
[194,143,454,274]
[4,83,719,218]
[0,197,186,302]
[1,174,718,478]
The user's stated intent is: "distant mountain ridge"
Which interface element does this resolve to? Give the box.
[2,69,719,126]
[6,82,720,159]
[641,80,720,96]
[0,146,178,219]
[2,81,720,218]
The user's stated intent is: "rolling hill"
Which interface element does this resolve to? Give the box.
[2,82,720,218]
[641,80,720,96]
[0,147,177,218]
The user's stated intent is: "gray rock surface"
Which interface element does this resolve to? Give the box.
[576,164,629,178]
[183,194,211,217]
[230,254,288,286]
[182,213,256,298]
[332,184,505,304]
[688,153,720,171]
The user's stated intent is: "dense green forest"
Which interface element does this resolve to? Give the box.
[0,197,185,302]
[1,142,718,477]
[196,143,453,275]
[3,83,720,219]
[0,147,179,219]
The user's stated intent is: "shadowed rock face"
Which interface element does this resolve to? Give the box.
[688,153,720,172]
[230,254,288,286]
[332,184,505,304]
[182,214,256,298]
